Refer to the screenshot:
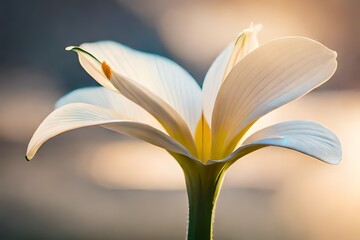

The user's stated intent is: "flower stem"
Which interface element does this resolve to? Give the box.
[184,163,227,240]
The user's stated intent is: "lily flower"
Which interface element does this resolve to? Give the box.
[26,24,341,240]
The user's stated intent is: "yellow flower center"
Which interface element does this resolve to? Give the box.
[194,114,212,163]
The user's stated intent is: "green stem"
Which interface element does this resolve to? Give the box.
[184,163,227,240]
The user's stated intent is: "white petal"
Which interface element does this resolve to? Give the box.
[68,41,202,136]
[66,46,117,91]
[109,68,198,154]
[211,37,337,157]
[55,86,162,130]
[211,120,342,165]
[67,44,199,156]
[223,23,262,78]
[202,43,233,125]
[202,24,261,124]
[26,103,192,160]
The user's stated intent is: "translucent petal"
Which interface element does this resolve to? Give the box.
[68,41,202,135]
[202,24,261,124]
[202,43,233,125]
[26,103,192,160]
[211,120,342,165]
[67,44,199,156]
[211,37,337,158]
[110,68,199,154]
[56,86,162,130]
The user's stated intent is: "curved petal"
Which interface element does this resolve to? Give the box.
[55,86,162,130]
[209,120,342,165]
[66,44,199,156]
[202,24,261,124]
[202,43,233,125]
[67,41,202,136]
[211,37,337,158]
[26,103,193,160]
[108,67,198,156]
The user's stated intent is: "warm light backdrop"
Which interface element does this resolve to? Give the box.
[0,0,359,239]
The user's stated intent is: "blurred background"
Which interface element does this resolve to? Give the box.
[0,0,359,239]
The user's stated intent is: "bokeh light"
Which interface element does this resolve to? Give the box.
[1,0,359,239]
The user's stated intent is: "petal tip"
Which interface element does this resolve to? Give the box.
[25,155,31,161]
[331,149,342,165]
[326,156,342,165]
[247,22,263,32]
[65,46,76,51]
[66,46,101,63]
[331,50,338,59]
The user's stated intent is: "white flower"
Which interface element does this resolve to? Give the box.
[26,24,341,240]
[26,24,341,165]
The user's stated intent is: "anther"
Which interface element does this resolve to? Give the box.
[101,61,112,80]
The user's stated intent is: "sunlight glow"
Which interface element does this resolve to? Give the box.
[87,92,360,192]
[88,141,185,190]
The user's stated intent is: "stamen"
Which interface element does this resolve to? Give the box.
[101,61,112,80]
